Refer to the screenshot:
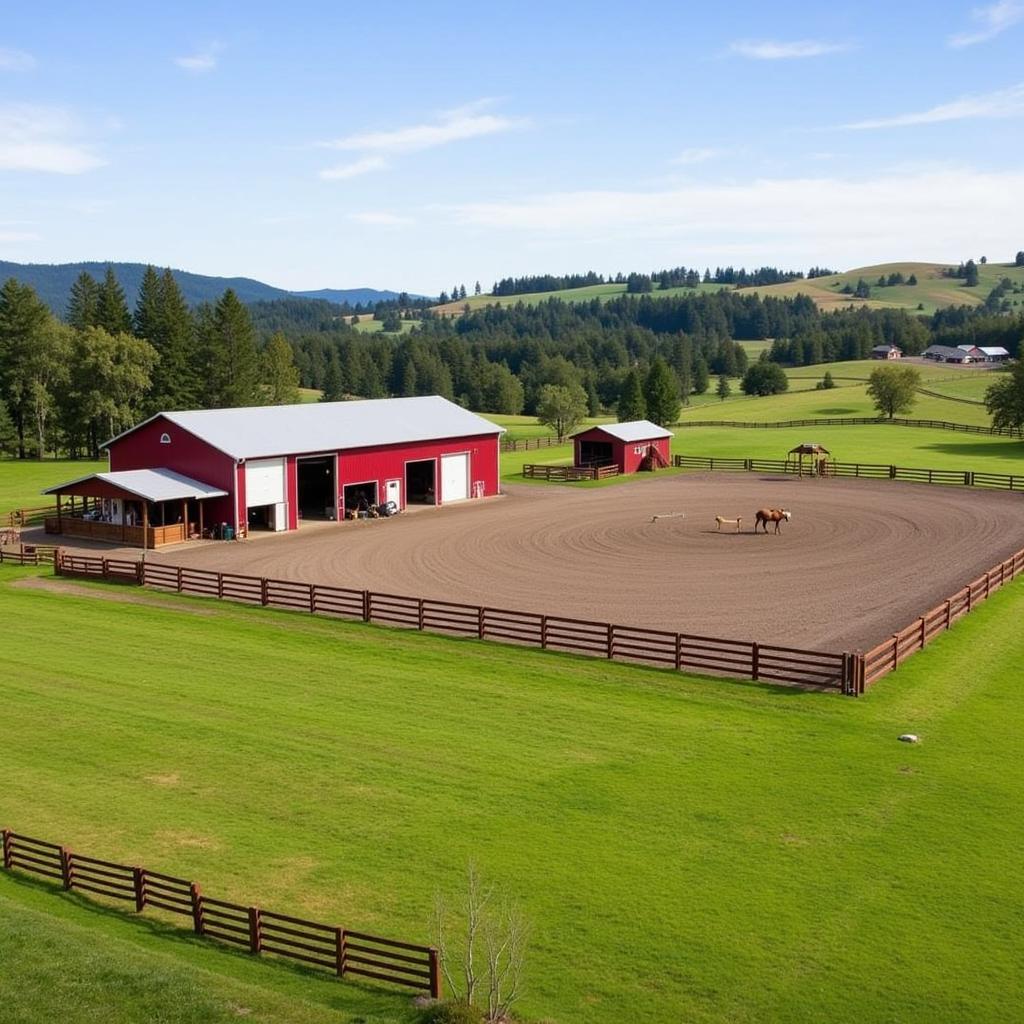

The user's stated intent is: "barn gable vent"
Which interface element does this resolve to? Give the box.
[160,432,171,444]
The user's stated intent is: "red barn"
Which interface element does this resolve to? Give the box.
[571,421,672,474]
[45,396,503,546]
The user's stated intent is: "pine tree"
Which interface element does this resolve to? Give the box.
[133,265,162,340]
[692,355,709,395]
[0,278,53,457]
[262,332,301,405]
[198,290,263,408]
[66,271,99,330]
[474,281,482,295]
[964,260,980,287]
[643,357,681,427]
[320,350,345,402]
[617,370,646,421]
[95,266,132,334]
[715,374,731,401]
[0,398,16,455]
[156,269,198,408]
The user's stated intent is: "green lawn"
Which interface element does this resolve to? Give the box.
[354,319,422,334]
[0,458,107,513]
[1,565,1022,1023]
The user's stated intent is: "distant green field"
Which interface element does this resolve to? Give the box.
[354,318,421,334]
[2,562,1023,1024]
[0,458,107,513]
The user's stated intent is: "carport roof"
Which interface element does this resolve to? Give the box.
[43,469,229,502]
[572,420,673,442]
[106,395,504,460]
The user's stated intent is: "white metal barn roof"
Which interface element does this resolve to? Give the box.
[573,420,673,442]
[43,469,229,502]
[108,396,504,460]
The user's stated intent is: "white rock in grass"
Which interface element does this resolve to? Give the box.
[898,733,919,743]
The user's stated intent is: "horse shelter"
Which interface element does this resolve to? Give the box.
[571,420,672,474]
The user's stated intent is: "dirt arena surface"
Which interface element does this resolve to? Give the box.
[72,473,1020,652]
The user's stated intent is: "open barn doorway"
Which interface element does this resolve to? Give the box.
[406,459,436,506]
[342,481,378,518]
[578,439,614,467]
[297,456,336,522]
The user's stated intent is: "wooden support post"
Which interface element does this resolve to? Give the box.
[309,584,316,614]
[133,867,145,912]
[362,590,371,622]
[606,623,614,659]
[675,633,683,671]
[102,558,109,579]
[919,616,926,649]
[2,828,11,869]
[477,606,485,640]
[946,599,952,629]
[56,493,62,532]
[136,559,144,586]
[985,572,991,598]
[198,501,204,539]
[891,635,899,671]
[417,598,425,630]
[334,928,345,977]
[540,615,548,649]
[428,947,442,1000]
[59,846,72,890]
[751,642,760,680]
[248,906,262,955]
[217,572,224,599]
[967,585,973,612]
[176,566,183,593]
[189,882,204,934]
[181,499,187,534]
[260,578,269,606]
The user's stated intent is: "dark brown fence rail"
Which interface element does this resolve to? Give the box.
[49,552,852,692]
[501,435,566,451]
[521,464,620,482]
[675,415,1006,433]
[672,454,1024,491]
[2,502,74,530]
[0,827,440,998]
[0,543,59,566]
[856,546,1024,692]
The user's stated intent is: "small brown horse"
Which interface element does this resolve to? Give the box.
[755,508,791,534]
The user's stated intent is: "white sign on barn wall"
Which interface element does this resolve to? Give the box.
[245,457,286,507]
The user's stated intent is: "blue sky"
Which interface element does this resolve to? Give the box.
[2,0,1024,294]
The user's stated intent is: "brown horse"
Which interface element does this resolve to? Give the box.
[755,508,791,534]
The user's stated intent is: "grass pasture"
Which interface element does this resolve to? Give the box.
[0,458,107,513]
[1,565,1023,1023]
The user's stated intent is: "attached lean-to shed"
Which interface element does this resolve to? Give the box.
[571,421,672,474]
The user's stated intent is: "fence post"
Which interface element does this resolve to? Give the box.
[750,642,760,680]
[967,585,973,612]
[334,927,345,977]
[176,566,183,593]
[891,635,898,671]
[362,590,371,622]
[945,599,952,630]
[418,598,425,630]
[59,846,73,890]
[217,572,224,599]
[133,866,145,912]
[606,623,614,659]
[919,616,926,650]
[248,906,262,955]
[260,578,269,606]
[477,606,485,640]
[985,572,991,598]
[428,946,443,1000]
[53,547,63,576]
[189,882,204,934]
[309,583,316,614]
[540,615,548,649]
[966,471,973,486]
[674,633,683,671]
[102,558,109,579]
[889,465,896,479]
[1,828,11,869]
[135,559,144,586]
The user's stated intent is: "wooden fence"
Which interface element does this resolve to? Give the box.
[0,543,59,566]
[51,551,854,692]
[856,546,1024,692]
[3,502,71,529]
[521,463,621,482]
[672,454,1024,491]
[0,827,440,998]
[501,435,566,452]
[675,416,1010,435]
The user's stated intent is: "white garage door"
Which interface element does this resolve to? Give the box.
[246,458,286,507]
[440,453,469,503]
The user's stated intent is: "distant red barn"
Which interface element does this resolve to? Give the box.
[44,396,503,546]
[571,421,673,474]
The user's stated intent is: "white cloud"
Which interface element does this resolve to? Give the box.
[729,39,852,60]
[349,211,414,226]
[318,156,389,181]
[0,47,36,71]
[322,100,526,156]
[174,43,222,73]
[445,169,1024,266]
[949,1,1024,47]
[839,82,1024,129]
[0,104,105,174]
[0,226,39,242]
[671,147,727,165]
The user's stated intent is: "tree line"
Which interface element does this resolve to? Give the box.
[0,267,302,459]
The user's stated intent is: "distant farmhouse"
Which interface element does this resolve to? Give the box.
[871,344,902,360]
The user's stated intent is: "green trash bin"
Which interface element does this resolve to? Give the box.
[223,526,234,541]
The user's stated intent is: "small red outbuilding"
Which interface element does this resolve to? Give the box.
[571,420,673,474]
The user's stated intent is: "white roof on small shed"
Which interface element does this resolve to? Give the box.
[574,420,673,442]
[44,468,228,502]
[108,396,503,460]
[978,346,1010,356]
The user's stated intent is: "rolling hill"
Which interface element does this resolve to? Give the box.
[0,260,410,315]
[433,261,1024,317]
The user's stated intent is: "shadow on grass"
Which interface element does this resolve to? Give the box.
[918,439,1024,460]
[0,871,415,1019]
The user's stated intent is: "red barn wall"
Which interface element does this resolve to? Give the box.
[572,428,670,474]
[107,415,237,527]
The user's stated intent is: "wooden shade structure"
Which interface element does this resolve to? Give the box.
[787,442,833,478]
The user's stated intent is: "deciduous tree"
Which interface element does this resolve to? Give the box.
[262,332,301,405]
[985,360,1024,436]
[740,361,789,396]
[536,383,587,438]
[866,364,921,418]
